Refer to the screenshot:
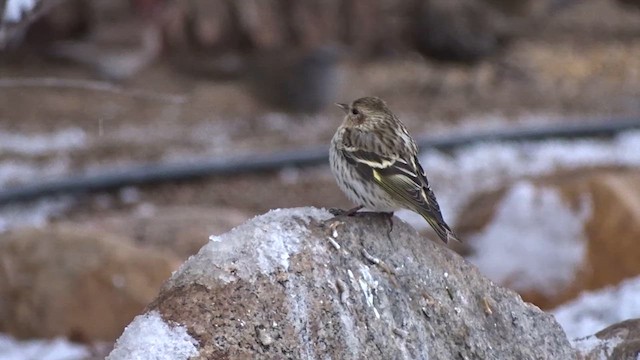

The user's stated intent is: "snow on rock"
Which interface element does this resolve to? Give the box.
[107,310,198,360]
[553,276,640,339]
[0,334,89,360]
[567,317,640,359]
[173,207,332,286]
[571,333,624,360]
[466,181,590,296]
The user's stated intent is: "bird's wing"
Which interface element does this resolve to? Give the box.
[341,146,454,243]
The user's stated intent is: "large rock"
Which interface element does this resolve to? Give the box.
[456,168,640,310]
[108,207,575,359]
[0,224,180,341]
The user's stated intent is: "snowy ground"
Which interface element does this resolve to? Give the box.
[0,335,90,360]
[0,128,85,231]
[0,128,89,359]
[2,129,640,358]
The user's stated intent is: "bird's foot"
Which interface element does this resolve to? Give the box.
[329,205,363,217]
[327,207,393,234]
[328,208,344,216]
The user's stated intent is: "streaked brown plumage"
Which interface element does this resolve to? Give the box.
[329,96,457,243]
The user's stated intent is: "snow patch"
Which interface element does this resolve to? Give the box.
[279,167,301,184]
[467,181,590,296]
[0,128,86,155]
[171,207,332,286]
[0,334,89,360]
[0,198,72,232]
[3,0,37,22]
[571,334,624,360]
[0,133,77,231]
[119,186,141,204]
[358,265,380,319]
[285,279,315,359]
[0,158,70,187]
[553,276,640,339]
[107,310,199,360]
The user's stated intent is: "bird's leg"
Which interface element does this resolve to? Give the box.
[344,205,365,216]
[381,211,394,233]
[329,205,364,217]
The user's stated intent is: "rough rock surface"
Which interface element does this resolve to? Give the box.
[109,207,575,359]
[0,224,179,341]
[456,168,640,309]
[573,318,640,360]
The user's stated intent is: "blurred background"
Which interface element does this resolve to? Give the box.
[1,0,640,358]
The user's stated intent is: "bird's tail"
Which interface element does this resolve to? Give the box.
[422,214,458,244]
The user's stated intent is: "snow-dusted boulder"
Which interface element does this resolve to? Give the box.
[108,207,575,359]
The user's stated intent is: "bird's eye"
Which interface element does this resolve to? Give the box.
[351,108,359,115]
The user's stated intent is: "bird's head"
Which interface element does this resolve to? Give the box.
[335,97,393,130]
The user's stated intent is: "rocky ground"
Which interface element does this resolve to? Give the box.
[1,0,640,358]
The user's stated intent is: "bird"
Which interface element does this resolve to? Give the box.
[329,96,457,244]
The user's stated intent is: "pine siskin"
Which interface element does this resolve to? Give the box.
[329,96,457,243]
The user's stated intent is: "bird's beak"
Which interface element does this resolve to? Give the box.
[335,103,349,114]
